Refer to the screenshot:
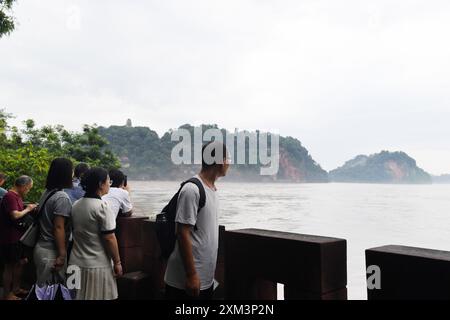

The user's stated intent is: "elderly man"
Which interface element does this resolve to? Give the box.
[0,176,36,300]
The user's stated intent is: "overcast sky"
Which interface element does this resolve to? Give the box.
[1,0,450,174]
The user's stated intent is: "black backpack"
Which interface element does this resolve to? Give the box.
[155,177,206,260]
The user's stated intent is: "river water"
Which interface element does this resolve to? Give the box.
[129,180,450,300]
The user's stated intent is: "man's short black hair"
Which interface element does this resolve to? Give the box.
[74,162,90,179]
[201,141,228,170]
[109,168,126,188]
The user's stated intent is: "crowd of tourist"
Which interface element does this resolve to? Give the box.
[0,141,228,301]
[0,159,133,300]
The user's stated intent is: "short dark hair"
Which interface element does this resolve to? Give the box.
[81,167,108,195]
[15,175,32,187]
[201,141,228,170]
[45,158,73,190]
[0,172,6,181]
[109,169,126,188]
[74,162,90,179]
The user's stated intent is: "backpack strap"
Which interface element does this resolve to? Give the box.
[179,177,206,213]
[182,177,206,213]
[180,177,206,232]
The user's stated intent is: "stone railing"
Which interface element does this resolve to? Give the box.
[116,216,348,300]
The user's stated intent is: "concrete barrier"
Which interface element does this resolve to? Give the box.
[118,219,348,300]
[116,216,151,299]
[142,219,167,299]
[366,245,450,300]
[116,216,149,273]
[213,225,226,299]
[224,229,347,300]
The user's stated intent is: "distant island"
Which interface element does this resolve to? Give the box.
[329,151,432,184]
[98,122,329,182]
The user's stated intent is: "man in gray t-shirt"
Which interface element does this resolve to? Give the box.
[164,141,230,300]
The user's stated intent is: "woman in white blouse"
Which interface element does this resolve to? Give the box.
[69,167,123,300]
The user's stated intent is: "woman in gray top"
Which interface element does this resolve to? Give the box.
[34,158,74,285]
[69,167,122,300]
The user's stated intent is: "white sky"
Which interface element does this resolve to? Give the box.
[1,0,450,174]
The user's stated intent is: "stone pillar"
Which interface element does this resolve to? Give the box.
[366,245,450,300]
[142,220,167,299]
[116,216,148,273]
[225,229,347,300]
[213,225,226,299]
[116,216,151,300]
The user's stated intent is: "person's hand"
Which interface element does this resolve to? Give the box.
[53,255,66,271]
[113,262,123,278]
[122,184,130,193]
[185,272,200,297]
[26,203,37,213]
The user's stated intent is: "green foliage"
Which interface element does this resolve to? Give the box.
[0,0,16,38]
[99,125,172,179]
[19,120,120,169]
[0,144,52,202]
[0,108,11,144]
[0,109,120,202]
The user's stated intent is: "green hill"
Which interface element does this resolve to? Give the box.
[98,123,329,182]
[329,151,432,184]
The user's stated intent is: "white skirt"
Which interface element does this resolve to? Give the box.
[75,267,118,300]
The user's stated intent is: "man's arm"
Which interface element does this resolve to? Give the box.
[120,189,133,217]
[177,223,200,297]
[10,204,36,220]
[119,208,133,217]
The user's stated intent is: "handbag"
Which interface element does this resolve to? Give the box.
[26,271,76,301]
[20,189,59,248]
[15,212,35,232]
